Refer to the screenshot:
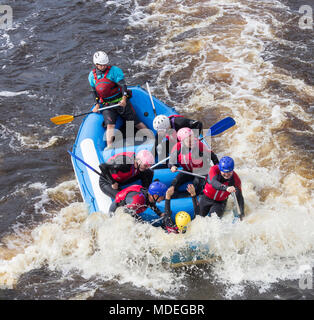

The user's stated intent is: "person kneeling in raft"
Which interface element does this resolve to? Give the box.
[199,156,245,220]
[108,180,167,218]
[99,149,154,199]
[161,184,199,234]
[168,127,219,196]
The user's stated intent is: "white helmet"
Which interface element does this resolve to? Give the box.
[93,51,109,65]
[153,115,170,131]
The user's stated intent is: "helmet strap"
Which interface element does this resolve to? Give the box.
[149,193,159,205]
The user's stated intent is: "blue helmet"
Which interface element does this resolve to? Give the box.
[219,156,234,172]
[148,181,167,197]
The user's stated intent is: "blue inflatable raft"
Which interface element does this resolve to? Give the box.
[70,85,215,267]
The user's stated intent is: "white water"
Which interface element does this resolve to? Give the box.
[0,0,313,299]
[0,123,65,150]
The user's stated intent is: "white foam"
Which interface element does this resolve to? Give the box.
[0,91,30,97]
[1,0,314,298]
[127,0,314,297]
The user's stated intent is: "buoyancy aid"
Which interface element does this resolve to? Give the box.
[203,165,242,201]
[115,185,147,214]
[93,67,122,102]
[171,139,209,172]
[107,152,139,182]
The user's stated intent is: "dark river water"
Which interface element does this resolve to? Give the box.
[0,0,313,300]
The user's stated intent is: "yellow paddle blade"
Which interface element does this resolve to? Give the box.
[50,114,74,125]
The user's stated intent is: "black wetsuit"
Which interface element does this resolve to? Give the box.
[99,155,153,199]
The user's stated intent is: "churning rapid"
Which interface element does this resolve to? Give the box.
[0,0,313,299]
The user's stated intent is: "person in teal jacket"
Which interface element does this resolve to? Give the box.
[89,51,147,150]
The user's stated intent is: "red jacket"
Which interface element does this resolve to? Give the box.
[203,165,242,201]
[115,185,147,214]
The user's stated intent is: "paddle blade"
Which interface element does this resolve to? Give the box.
[50,114,74,125]
[207,117,236,136]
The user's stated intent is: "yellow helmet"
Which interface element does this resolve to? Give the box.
[175,211,191,232]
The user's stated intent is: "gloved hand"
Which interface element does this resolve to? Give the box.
[165,225,179,234]
[162,215,179,234]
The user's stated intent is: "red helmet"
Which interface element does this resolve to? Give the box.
[126,193,147,214]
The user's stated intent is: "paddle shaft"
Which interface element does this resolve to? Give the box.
[74,103,120,119]
[68,150,102,177]
[177,169,206,179]
[150,216,165,225]
[232,192,241,217]
[146,82,157,117]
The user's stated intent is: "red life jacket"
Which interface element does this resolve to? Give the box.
[115,185,147,214]
[93,67,121,103]
[115,185,144,203]
[203,165,242,201]
[107,152,139,183]
[170,140,209,171]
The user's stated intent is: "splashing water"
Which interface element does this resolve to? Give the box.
[0,0,313,299]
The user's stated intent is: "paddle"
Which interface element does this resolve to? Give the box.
[232,192,242,221]
[146,82,157,117]
[50,104,120,125]
[149,215,165,225]
[176,169,206,179]
[151,116,236,169]
[68,150,103,177]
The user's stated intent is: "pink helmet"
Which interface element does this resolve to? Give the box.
[136,149,155,166]
[177,127,194,142]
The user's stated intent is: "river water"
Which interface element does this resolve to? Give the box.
[0,0,313,300]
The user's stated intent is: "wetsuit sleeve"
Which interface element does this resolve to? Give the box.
[109,201,118,214]
[192,195,200,216]
[99,163,116,184]
[174,117,203,133]
[91,88,99,102]
[117,79,128,96]
[149,203,163,216]
[208,169,228,191]
[236,188,245,217]
[89,71,100,103]
[165,198,171,216]
[161,198,177,229]
[210,151,219,165]
[99,174,114,194]
[88,71,96,88]
[139,169,154,189]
